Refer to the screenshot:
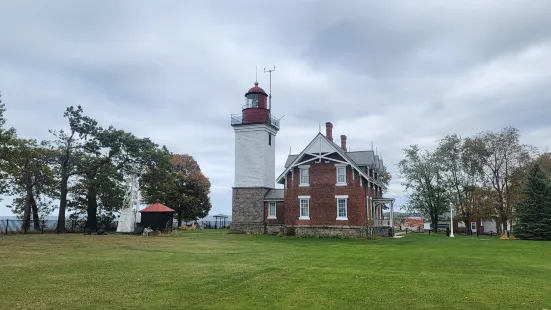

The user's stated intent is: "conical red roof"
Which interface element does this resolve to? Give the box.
[246,81,267,95]
[140,199,176,213]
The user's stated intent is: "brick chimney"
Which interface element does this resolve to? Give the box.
[325,122,333,141]
[341,135,347,151]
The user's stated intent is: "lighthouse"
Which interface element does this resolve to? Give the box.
[230,80,280,233]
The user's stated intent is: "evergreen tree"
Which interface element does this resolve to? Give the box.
[513,164,551,240]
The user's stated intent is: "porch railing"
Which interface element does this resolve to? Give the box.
[372,219,391,227]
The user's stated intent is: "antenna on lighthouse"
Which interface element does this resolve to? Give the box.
[264,66,276,110]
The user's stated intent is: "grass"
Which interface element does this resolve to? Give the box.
[1,231,550,310]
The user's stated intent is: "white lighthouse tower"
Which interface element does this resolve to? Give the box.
[230,80,280,233]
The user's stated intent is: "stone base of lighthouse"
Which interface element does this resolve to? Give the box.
[230,187,271,234]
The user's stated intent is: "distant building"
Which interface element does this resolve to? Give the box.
[230,81,394,237]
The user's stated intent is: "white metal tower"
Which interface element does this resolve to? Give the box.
[116,167,141,233]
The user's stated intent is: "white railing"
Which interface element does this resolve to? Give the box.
[372,219,391,227]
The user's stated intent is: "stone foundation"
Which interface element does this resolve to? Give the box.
[265,224,284,235]
[283,225,393,238]
[297,226,362,237]
[230,222,265,234]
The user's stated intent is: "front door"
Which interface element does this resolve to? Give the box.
[470,222,477,233]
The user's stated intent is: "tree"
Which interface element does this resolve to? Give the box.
[470,127,527,234]
[0,93,18,199]
[170,154,212,225]
[57,120,160,232]
[4,138,56,230]
[398,145,449,232]
[380,165,392,193]
[48,105,102,232]
[68,160,125,232]
[513,164,551,240]
[436,134,485,233]
[138,146,173,203]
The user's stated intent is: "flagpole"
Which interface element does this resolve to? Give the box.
[450,204,455,238]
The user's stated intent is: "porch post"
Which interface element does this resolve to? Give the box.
[390,200,394,235]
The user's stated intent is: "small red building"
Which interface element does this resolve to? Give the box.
[139,200,176,231]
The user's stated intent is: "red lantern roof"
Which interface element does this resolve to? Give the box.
[246,81,267,95]
[139,199,176,213]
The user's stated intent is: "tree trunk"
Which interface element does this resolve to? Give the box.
[31,195,40,230]
[177,209,183,227]
[432,214,439,233]
[498,193,508,233]
[23,185,33,231]
[495,217,502,234]
[86,188,98,233]
[57,173,69,233]
[501,213,508,233]
[462,215,470,235]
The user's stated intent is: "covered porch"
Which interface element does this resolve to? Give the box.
[369,197,395,236]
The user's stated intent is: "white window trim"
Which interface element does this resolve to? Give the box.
[336,195,348,220]
[267,202,277,219]
[298,195,310,220]
[335,164,347,186]
[299,165,310,187]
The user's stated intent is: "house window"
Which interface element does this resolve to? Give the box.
[298,196,310,220]
[336,195,348,220]
[471,222,476,231]
[299,166,309,186]
[268,202,276,219]
[336,166,346,185]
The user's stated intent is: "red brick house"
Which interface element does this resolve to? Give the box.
[264,123,394,236]
[230,81,394,237]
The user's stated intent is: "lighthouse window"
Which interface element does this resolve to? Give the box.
[246,94,259,108]
[268,133,271,145]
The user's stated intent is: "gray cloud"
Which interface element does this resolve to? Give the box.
[1,0,551,216]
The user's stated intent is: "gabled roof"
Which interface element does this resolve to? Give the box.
[285,150,382,169]
[276,133,385,189]
[140,200,176,213]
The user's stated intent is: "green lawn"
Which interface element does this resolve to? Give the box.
[1,231,550,310]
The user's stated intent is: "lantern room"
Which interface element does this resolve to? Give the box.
[244,81,269,110]
[241,81,270,124]
[231,81,280,130]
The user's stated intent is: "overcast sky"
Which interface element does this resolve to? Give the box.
[1,0,551,217]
